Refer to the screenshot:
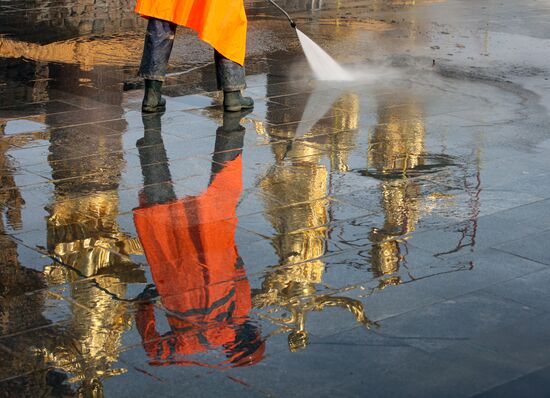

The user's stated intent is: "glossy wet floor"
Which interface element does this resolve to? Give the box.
[2,0,550,397]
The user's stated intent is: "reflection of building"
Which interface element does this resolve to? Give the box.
[43,113,144,396]
[0,124,56,396]
[367,99,425,285]
[0,0,143,44]
[0,58,50,108]
[255,87,373,352]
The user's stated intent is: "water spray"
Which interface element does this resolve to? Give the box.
[265,0,353,81]
[266,0,297,28]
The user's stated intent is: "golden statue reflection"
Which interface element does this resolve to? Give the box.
[255,89,376,352]
[367,97,425,287]
[42,120,145,396]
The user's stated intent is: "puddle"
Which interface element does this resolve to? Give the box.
[2,0,550,395]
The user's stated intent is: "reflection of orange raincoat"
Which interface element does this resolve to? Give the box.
[133,156,264,367]
[135,0,248,65]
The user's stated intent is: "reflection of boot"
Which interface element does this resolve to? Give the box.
[223,91,254,112]
[141,113,163,141]
[138,113,177,205]
[221,108,253,133]
[210,110,250,180]
[142,80,166,113]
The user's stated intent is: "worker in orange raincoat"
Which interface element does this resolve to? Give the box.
[135,0,254,113]
[133,111,264,368]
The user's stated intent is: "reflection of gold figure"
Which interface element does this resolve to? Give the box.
[256,91,374,351]
[43,124,144,395]
[368,99,424,285]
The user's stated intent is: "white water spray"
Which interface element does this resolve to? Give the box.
[296,28,354,81]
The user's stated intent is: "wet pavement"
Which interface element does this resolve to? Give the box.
[2,0,550,397]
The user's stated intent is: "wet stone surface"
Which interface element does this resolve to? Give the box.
[2,0,550,397]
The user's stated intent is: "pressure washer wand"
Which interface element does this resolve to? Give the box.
[266,0,297,28]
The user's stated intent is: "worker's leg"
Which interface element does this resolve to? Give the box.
[139,18,177,113]
[215,51,254,112]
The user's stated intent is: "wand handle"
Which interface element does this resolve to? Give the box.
[266,0,297,28]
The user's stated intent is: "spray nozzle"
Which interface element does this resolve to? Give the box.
[267,0,297,29]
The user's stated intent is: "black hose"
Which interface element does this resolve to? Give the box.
[266,0,297,28]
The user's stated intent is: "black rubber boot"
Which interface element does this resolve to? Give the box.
[142,79,166,113]
[223,90,254,112]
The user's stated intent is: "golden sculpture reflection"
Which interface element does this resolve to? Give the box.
[43,122,144,396]
[256,90,375,352]
[367,99,425,286]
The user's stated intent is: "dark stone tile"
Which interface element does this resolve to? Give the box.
[378,290,541,353]
[493,230,550,266]
[489,172,550,201]
[493,199,550,231]
[103,359,269,398]
[329,347,522,398]
[224,326,427,398]
[469,312,550,369]
[356,280,444,322]
[235,238,279,276]
[483,268,550,312]
[0,101,81,119]
[472,364,550,398]
[409,214,543,258]
[246,80,314,99]
[41,107,125,129]
[409,249,547,299]
[166,94,218,112]
[96,118,129,133]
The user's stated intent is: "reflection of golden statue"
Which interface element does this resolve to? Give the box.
[255,91,374,352]
[43,124,144,396]
[367,99,425,285]
[328,94,360,172]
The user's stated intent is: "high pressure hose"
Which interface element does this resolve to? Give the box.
[266,0,297,28]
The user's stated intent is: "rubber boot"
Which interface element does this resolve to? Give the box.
[223,90,254,112]
[142,79,166,113]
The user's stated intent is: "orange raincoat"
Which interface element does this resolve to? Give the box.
[133,156,264,367]
[135,0,248,65]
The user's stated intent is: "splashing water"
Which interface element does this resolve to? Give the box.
[296,28,354,81]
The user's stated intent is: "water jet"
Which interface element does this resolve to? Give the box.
[266,0,353,81]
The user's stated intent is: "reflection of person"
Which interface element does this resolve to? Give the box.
[135,0,253,113]
[133,111,264,368]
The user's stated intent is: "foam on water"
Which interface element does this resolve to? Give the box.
[296,28,354,81]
